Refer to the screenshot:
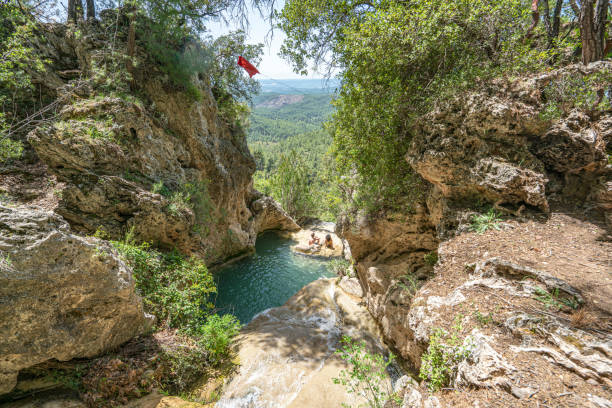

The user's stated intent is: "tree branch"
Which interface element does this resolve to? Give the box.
[525,0,541,39]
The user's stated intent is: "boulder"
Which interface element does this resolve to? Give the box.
[250,195,300,233]
[0,205,151,395]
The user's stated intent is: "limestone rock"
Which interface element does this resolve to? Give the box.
[454,330,515,389]
[250,195,300,233]
[339,276,363,298]
[0,205,151,395]
[24,22,278,266]
[408,63,612,214]
[217,278,390,408]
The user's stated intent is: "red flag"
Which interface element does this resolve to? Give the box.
[237,56,260,78]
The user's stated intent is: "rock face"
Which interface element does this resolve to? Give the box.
[250,194,300,234]
[23,22,297,267]
[217,278,393,408]
[339,63,612,406]
[0,205,151,395]
[409,62,611,216]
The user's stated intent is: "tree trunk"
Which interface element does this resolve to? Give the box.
[86,0,95,20]
[67,0,75,22]
[551,0,563,38]
[526,0,541,39]
[580,0,609,64]
[543,0,552,38]
[75,0,84,21]
[126,13,137,90]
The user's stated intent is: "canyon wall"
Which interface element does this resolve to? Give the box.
[0,18,297,396]
[340,62,612,407]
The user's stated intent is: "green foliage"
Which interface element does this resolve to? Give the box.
[473,309,494,327]
[269,149,315,223]
[156,335,210,394]
[112,230,216,333]
[278,0,576,213]
[419,321,473,392]
[424,251,438,266]
[328,258,351,277]
[470,209,502,234]
[0,1,47,162]
[164,181,214,233]
[48,366,87,392]
[397,274,420,297]
[248,94,334,143]
[247,92,342,221]
[152,180,172,197]
[209,31,263,102]
[0,136,24,163]
[332,336,397,408]
[533,287,580,311]
[198,314,242,363]
[540,68,612,118]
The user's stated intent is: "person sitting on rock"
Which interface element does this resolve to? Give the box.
[309,232,321,246]
[324,234,334,249]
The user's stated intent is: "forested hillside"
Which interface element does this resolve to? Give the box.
[249,93,333,142]
[248,92,339,221]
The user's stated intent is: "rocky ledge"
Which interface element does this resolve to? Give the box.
[0,204,153,395]
[289,221,344,258]
[338,61,612,407]
[217,278,391,408]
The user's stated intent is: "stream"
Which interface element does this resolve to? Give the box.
[214,232,335,324]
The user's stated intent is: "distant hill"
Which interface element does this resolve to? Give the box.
[248,89,337,221]
[256,94,304,108]
[258,78,341,94]
[248,93,334,143]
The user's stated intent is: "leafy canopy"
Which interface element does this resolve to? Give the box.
[278,0,576,212]
[0,2,47,162]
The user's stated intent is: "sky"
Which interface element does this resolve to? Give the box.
[206,4,321,79]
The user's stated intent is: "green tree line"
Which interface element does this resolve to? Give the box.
[277,0,612,214]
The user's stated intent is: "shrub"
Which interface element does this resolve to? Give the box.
[152,180,172,197]
[424,251,438,266]
[397,274,420,297]
[0,134,23,163]
[198,314,241,364]
[533,287,580,311]
[112,230,216,333]
[332,336,398,408]
[469,209,502,234]
[328,258,351,276]
[419,325,473,392]
[165,181,214,234]
[156,333,210,394]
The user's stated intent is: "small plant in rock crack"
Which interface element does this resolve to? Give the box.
[424,251,438,266]
[328,258,351,277]
[397,274,420,297]
[469,208,502,234]
[332,336,399,408]
[473,309,494,327]
[419,320,474,392]
[533,287,579,311]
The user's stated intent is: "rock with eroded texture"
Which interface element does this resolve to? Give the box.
[217,278,392,408]
[250,195,300,233]
[24,22,298,267]
[0,205,151,395]
[409,62,611,214]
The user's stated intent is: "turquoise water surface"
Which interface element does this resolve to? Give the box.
[214,232,335,324]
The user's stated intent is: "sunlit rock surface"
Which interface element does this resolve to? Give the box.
[217,278,392,408]
[0,204,152,395]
